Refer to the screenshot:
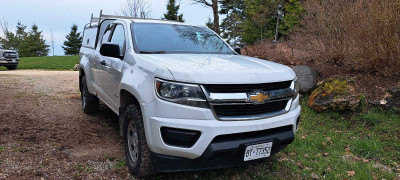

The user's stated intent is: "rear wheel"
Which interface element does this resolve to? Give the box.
[81,76,99,114]
[6,65,17,70]
[123,104,154,177]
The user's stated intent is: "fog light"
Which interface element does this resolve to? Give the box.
[161,127,201,148]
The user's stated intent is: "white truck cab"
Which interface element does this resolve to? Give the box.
[79,12,300,177]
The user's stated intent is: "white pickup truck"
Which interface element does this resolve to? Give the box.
[79,13,301,177]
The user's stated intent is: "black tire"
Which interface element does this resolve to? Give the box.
[123,104,154,177]
[6,65,17,70]
[81,76,99,114]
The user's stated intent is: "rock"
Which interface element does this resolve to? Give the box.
[370,83,400,111]
[308,77,361,112]
[292,65,318,94]
[73,64,80,71]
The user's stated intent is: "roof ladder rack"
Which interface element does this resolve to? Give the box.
[89,10,180,27]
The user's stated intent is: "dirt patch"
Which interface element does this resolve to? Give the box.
[0,70,132,179]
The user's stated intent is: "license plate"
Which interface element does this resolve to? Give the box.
[244,142,273,161]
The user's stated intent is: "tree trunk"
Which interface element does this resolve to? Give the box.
[212,0,220,35]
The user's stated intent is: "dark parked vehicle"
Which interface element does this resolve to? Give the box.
[0,47,19,70]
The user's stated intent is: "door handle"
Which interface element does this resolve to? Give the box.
[100,60,107,66]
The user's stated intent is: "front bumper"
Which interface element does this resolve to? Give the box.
[0,59,19,66]
[151,124,295,172]
[142,95,301,160]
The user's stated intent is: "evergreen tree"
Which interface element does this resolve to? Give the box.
[205,17,214,30]
[18,24,49,57]
[62,24,83,55]
[279,0,305,38]
[0,22,26,50]
[220,0,305,44]
[163,0,184,22]
[220,0,245,45]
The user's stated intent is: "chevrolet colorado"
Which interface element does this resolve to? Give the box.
[79,13,301,177]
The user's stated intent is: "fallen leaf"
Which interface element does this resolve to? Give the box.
[304,154,309,158]
[311,173,320,179]
[322,142,327,146]
[323,153,329,156]
[346,171,355,177]
[302,136,306,139]
[326,137,331,141]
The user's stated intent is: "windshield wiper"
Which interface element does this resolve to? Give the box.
[140,51,167,54]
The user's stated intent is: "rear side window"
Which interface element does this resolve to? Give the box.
[82,27,98,49]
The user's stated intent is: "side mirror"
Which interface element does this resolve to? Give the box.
[100,43,121,58]
[233,47,241,55]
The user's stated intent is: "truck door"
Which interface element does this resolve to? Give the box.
[103,24,126,105]
[94,24,116,108]
[96,23,126,109]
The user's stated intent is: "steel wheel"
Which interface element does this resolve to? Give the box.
[127,119,139,167]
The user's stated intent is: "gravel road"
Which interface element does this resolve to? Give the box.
[0,70,131,179]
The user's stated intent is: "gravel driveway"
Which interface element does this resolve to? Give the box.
[0,70,131,179]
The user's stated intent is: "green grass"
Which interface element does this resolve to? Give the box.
[0,55,79,71]
[154,97,400,180]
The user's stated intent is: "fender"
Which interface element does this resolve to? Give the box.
[79,52,96,95]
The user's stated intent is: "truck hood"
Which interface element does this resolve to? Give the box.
[140,54,295,84]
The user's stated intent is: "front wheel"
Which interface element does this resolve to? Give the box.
[6,65,17,70]
[123,104,154,177]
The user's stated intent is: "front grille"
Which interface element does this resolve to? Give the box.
[213,100,289,117]
[204,81,292,93]
[4,52,17,58]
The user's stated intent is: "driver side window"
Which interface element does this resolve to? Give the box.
[110,24,126,56]
[101,25,113,44]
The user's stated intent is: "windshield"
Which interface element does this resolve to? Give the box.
[132,23,235,54]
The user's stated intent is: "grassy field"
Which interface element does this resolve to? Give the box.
[0,55,79,70]
[157,97,400,179]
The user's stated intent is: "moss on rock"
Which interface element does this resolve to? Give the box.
[308,78,361,112]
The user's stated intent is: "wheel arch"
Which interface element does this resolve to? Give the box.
[119,88,142,136]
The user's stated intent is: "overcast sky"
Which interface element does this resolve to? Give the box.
[0,0,215,55]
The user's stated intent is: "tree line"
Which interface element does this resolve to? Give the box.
[131,0,304,45]
[0,0,304,57]
[0,20,82,57]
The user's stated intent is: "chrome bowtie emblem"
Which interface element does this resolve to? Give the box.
[247,91,270,104]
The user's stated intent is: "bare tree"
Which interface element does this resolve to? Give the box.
[50,29,55,56]
[0,17,11,37]
[192,0,220,34]
[121,0,151,18]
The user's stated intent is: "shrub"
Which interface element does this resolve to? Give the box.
[294,0,400,76]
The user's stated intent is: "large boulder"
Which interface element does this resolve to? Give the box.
[308,77,361,112]
[292,65,318,94]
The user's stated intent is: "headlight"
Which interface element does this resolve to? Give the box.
[293,77,300,99]
[155,78,209,108]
